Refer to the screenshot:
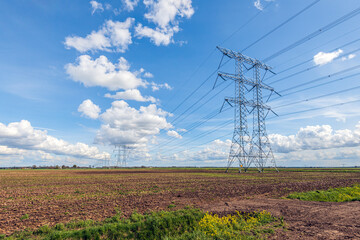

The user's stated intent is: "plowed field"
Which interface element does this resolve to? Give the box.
[1,168,360,238]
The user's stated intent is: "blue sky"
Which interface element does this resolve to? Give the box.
[1,0,360,167]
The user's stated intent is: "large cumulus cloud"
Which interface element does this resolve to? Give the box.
[270,122,360,153]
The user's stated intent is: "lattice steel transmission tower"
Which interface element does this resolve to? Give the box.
[217,46,279,173]
[96,156,111,168]
[114,145,130,167]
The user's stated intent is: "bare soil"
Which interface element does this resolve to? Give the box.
[0,168,360,239]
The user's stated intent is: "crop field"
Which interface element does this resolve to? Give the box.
[1,168,360,239]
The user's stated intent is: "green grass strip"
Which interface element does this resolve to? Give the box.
[287,184,360,202]
[2,208,283,240]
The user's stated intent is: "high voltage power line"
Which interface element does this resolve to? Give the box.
[159,119,233,156]
[153,107,232,151]
[277,72,360,99]
[270,25,360,71]
[154,57,360,153]
[265,37,360,82]
[153,57,360,154]
[268,46,360,85]
[179,37,360,125]
[268,99,360,120]
[164,45,360,147]
[241,0,321,53]
[152,4,360,159]
[166,131,233,159]
[166,1,274,112]
[273,85,360,110]
[159,98,360,159]
[275,63,360,95]
[168,0,318,115]
[263,5,360,62]
[168,3,358,127]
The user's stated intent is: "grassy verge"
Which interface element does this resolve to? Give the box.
[287,184,360,202]
[2,208,283,240]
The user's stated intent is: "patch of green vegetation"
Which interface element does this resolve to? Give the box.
[182,210,281,240]
[287,184,360,202]
[4,209,283,239]
[19,214,29,221]
[278,168,360,173]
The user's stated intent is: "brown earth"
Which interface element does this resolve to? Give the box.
[0,168,360,239]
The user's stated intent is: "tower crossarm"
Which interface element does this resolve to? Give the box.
[217,46,272,70]
[218,72,255,87]
[226,97,272,111]
[246,100,272,111]
[218,72,275,93]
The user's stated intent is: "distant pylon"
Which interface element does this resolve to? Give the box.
[114,145,130,167]
[217,46,279,173]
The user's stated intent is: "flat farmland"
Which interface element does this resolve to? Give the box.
[1,168,360,238]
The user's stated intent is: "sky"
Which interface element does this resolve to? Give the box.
[0,0,360,167]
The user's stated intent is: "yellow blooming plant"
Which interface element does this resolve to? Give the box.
[197,210,276,239]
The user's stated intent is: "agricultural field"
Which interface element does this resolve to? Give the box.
[1,168,360,239]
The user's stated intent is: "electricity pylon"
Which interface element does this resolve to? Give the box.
[114,145,130,167]
[217,46,279,173]
[250,63,278,172]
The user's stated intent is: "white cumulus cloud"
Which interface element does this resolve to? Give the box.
[136,0,194,45]
[254,0,263,10]
[135,24,179,46]
[158,139,231,164]
[90,0,104,14]
[64,18,134,53]
[254,0,273,11]
[143,0,194,28]
[65,55,146,91]
[95,100,173,146]
[144,72,154,78]
[150,82,172,91]
[269,122,360,153]
[342,53,356,61]
[0,145,26,156]
[78,99,101,119]
[0,120,109,160]
[123,0,139,11]
[104,89,157,103]
[167,130,182,139]
[313,49,343,66]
